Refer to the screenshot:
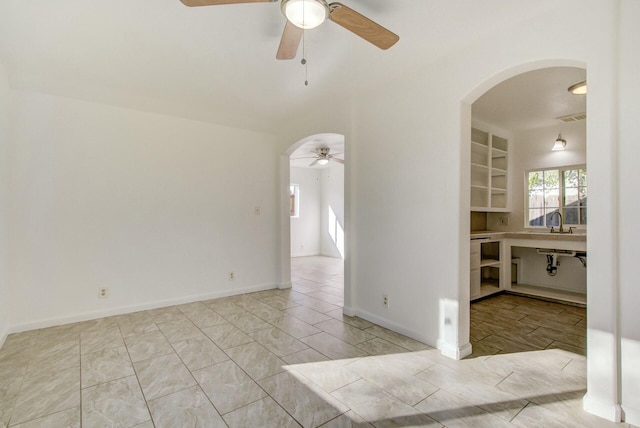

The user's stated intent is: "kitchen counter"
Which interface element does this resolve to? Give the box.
[471,230,586,242]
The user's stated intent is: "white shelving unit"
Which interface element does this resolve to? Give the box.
[470,239,503,301]
[470,127,509,211]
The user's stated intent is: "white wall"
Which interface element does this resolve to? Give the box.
[489,120,587,292]
[0,61,9,345]
[618,0,640,424]
[7,90,279,331]
[290,166,321,257]
[320,162,344,258]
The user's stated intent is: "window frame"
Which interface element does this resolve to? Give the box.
[524,164,587,230]
[289,184,300,218]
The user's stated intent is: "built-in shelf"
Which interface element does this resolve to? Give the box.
[470,127,509,211]
[480,258,500,267]
[479,282,501,299]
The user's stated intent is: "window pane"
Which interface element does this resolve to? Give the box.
[565,207,579,225]
[579,168,587,186]
[564,169,579,188]
[546,209,561,227]
[529,209,545,226]
[528,171,543,190]
[564,187,579,206]
[579,187,587,205]
[581,207,587,224]
[544,189,559,208]
[544,170,559,189]
[528,190,544,209]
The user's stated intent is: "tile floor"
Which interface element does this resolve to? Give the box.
[0,256,632,427]
[470,293,586,358]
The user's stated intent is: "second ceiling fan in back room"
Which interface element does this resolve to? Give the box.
[179,0,400,60]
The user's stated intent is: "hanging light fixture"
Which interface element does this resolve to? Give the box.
[552,134,567,151]
[317,158,329,165]
[568,81,587,95]
[281,0,329,30]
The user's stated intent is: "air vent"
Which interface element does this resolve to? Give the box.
[556,112,587,123]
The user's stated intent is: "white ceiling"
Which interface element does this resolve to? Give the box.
[0,0,567,133]
[472,67,587,132]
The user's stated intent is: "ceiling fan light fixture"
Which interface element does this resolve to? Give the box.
[281,0,329,30]
[568,81,587,95]
[317,158,329,165]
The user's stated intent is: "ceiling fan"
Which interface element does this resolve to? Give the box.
[179,0,399,60]
[292,147,344,166]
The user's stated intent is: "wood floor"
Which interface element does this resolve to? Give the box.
[470,293,586,358]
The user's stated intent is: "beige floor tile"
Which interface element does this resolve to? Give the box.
[172,336,229,371]
[81,346,135,388]
[318,411,374,427]
[117,312,159,338]
[288,361,361,393]
[133,353,196,400]
[259,295,301,310]
[226,312,273,333]
[146,306,188,324]
[192,360,266,414]
[80,325,125,355]
[223,396,300,428]
[201,322,254,349]
[301,332,369,360]
[185,308,227,329]
[331,379,441,427]
[283,348,331,364]
[147,385,226,428]
[10,406,80,428]
[356,337,411,356]
[268,315,322,339]
[249,327,309,357]
[285,306,333,325]
[315,319,375,345]
[156,319,203,344]
[124,330,174,362]
[82,376,150,427]
[259,370,349,427]
[225,342,286,380]
[346,357,439,406]
[10,365,80,425]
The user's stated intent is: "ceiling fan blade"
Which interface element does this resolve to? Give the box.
[180,0,271,6]
[309,159,319,167]
[332,158,345,164]
[290,156,317,160]
[276,21,303,60]
[328,2,399,50]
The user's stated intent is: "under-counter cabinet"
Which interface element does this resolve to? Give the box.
[470,238,503,300]
[470,127,509,211]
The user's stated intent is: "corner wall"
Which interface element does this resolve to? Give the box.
[0,61,9,346]
[7,90,280,331]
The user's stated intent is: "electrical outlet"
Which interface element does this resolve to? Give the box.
[254,206,261,215]
[383,294,389,308]
[500,216,510,226]
[98,287,108,299]
[229,272,235,281]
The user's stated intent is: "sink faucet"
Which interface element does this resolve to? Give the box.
[550,211,564,233]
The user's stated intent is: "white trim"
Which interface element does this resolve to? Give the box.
[0,323,9,349]
[342,305,356,317]
[8,282,277,334]
[582,393,623,423]
[278,282,292,289]
[438,340,473,360]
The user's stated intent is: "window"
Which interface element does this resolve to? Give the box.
[526,166,587,227]
[290,184,299,218]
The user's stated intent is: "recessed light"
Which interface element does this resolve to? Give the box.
[568,81,587,95]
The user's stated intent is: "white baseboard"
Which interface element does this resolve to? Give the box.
[9,282,277,334]
[342,305,356,317]
[437,339,472,360]
[278,282,292,290]
[352,308,435,347]
[0,322,9,350]
[583,393,623,423]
